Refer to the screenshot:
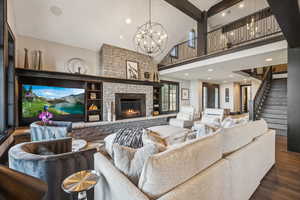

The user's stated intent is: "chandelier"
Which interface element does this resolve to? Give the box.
[133,0,168,56]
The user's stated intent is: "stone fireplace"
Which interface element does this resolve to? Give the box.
[102,82,153,121]
[115,93,146,120]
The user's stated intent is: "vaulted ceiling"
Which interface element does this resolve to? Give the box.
[12,0,198,61]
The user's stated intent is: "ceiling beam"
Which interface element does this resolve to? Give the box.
[267,0,300,48]
[163,0,202,21]
[207,0,243,17]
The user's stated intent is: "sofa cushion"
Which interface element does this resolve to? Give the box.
[138,133,222,199]
[113,143,159,185]
[220,119,268,155]
[104,133,116,157]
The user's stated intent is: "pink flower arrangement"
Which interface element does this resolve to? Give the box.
[38,106,53,125]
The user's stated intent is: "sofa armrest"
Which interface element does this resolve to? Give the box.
[94,152,149,200]
[0,165,48,200]
[169,118,193,128]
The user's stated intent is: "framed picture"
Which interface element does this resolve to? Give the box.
[181,88,190,100]
[126,60,139,80]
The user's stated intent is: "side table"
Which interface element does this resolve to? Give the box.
[62,170,100,200]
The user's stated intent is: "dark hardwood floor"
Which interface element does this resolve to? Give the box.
[251,136,300,200]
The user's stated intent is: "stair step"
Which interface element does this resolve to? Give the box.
[268,123,287,130]
[263,109,287,115]
[264,118,287,125]
[264,105,287,110]
[275,130,287,136]
[265,102,287,107]
[261,113,287,119]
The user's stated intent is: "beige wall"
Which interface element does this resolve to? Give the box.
[7,0,17,35]
[16,36,101,75]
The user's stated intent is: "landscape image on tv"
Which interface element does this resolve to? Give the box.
[22,85,85,118]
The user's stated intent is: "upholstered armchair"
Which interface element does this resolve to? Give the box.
[0,165,48,200]
[169,105,195,128]
[30,121,73,141]
[8,138,96,200]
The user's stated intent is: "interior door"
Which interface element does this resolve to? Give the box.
[203,83,220,109]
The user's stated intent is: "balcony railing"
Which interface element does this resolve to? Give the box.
[159,8,283,68]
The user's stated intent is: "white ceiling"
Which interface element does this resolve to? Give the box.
[160,40,288,83]
[188,0,222,11]
[12,0,198,61]
[208,0,269,31]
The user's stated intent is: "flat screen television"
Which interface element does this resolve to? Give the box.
[21,84,85,124]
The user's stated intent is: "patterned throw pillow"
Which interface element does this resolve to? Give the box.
[113,128,144,149]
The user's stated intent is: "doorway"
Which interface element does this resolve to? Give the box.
[240,85,251,113]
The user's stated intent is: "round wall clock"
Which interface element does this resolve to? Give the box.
[65,58,88,74]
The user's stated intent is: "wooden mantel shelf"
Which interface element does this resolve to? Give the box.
[15,68,161,86]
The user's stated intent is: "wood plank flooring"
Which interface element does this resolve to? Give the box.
[251,136,300,200]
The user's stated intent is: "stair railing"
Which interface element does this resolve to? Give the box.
[249,66,273,120]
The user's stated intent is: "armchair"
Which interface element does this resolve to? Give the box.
[0,165,47,200]
[169,105,195,128]
[8,138,96,200]
[30,121,73,141]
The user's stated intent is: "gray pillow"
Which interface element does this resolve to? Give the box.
[113,143,159,185]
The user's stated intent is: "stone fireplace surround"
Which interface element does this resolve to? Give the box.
[102,82,153,121]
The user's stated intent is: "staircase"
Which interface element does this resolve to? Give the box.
[260,78,287,136]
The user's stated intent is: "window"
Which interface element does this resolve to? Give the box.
[188,29,196,48]
[161,82,179,113]
[170,46,178,58]
[0,1,15,143]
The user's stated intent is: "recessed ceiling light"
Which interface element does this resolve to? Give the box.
[230,32,234,36]
[120,35,124,39]
[229,75,234,78]
[184,73,189,76]
[223,80,228,83]
[239,3,245,8]
[266,58,273,62]
[222,12,226,17]
[125,18,132,24]
[208,69,214,72]
[208,77,212,80]
[50,6,63,16]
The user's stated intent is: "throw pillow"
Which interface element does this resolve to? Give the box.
[113,128,144,149]
[104,133,117,157]
[221,117,236,128]
[113,143,159,185]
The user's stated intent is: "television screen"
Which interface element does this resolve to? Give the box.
[22,85,85,119]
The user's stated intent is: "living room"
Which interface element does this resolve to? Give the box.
[0,0,300,200]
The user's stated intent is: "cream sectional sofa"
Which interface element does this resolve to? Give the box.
[94,119,275,200]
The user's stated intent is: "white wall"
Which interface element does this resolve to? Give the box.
[16,36,101,75]
[220,83,234,111]
[251,79,262,100]
[190,80,203,117]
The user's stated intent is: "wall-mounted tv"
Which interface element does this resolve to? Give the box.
[21,84,85,124]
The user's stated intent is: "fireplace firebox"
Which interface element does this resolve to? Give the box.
[115,93,146,120]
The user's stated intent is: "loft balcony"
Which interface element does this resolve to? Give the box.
[159,8,284,70]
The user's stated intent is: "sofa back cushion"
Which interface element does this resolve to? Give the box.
[138,133,222,199]
[220,119,268,155]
